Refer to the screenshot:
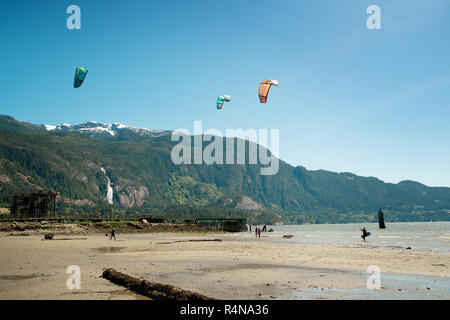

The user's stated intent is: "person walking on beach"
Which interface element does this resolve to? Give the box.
[110,229,116,241]
[257,228,261,238]
[255,227,259,237]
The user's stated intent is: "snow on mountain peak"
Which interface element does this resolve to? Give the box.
[43,124,57,131]
[42,121,170,138]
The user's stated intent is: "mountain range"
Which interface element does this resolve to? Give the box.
[42,121,171,138]
[1,115,449,224]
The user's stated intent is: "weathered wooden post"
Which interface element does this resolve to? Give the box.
[378,208,386,229]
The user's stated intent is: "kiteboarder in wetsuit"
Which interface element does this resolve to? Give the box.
[361,227,369,241]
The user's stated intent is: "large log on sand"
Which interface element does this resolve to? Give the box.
[102,268,215,300]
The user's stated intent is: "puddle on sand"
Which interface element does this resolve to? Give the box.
[62,289,151,300]
[287,273,450,300]
[0,273,54,281]
[113,289,152,300]
[93,247,127,253]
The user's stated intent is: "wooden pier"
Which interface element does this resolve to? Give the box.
[0,216,247,232]
[2,191,247,232]
[195,218,247,232]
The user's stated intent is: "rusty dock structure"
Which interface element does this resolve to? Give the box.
[195,218,247,232]
[10,191,58,218]
[2,191,247,232]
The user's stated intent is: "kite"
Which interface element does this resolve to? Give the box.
[258,80,278,103]
[217,95,231,109]
[74,66,88,88]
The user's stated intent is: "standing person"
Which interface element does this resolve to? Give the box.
[258,228,261,238]
[378,208,386,229]
[110,228,116,241]
[255,227,258,237]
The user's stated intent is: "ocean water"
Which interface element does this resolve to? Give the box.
[249,222,450,253]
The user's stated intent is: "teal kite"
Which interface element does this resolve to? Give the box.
[217,95,231,109]
[74,67,88,88]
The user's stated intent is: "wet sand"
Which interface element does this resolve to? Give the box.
[0,232,449,300]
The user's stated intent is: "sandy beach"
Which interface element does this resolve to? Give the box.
[0,225,449,300]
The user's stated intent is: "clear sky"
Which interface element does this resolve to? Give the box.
[1,0,449,187]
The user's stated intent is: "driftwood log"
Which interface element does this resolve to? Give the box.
[158,239,222,245]
[102,268,215,300]
[45,237,87,241]
[42,233,86,241]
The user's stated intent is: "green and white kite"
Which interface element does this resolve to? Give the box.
[73,66,88,88]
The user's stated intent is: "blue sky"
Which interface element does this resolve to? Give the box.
[1,0,449,187]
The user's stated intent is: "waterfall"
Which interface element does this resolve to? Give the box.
[101,167,114,204]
